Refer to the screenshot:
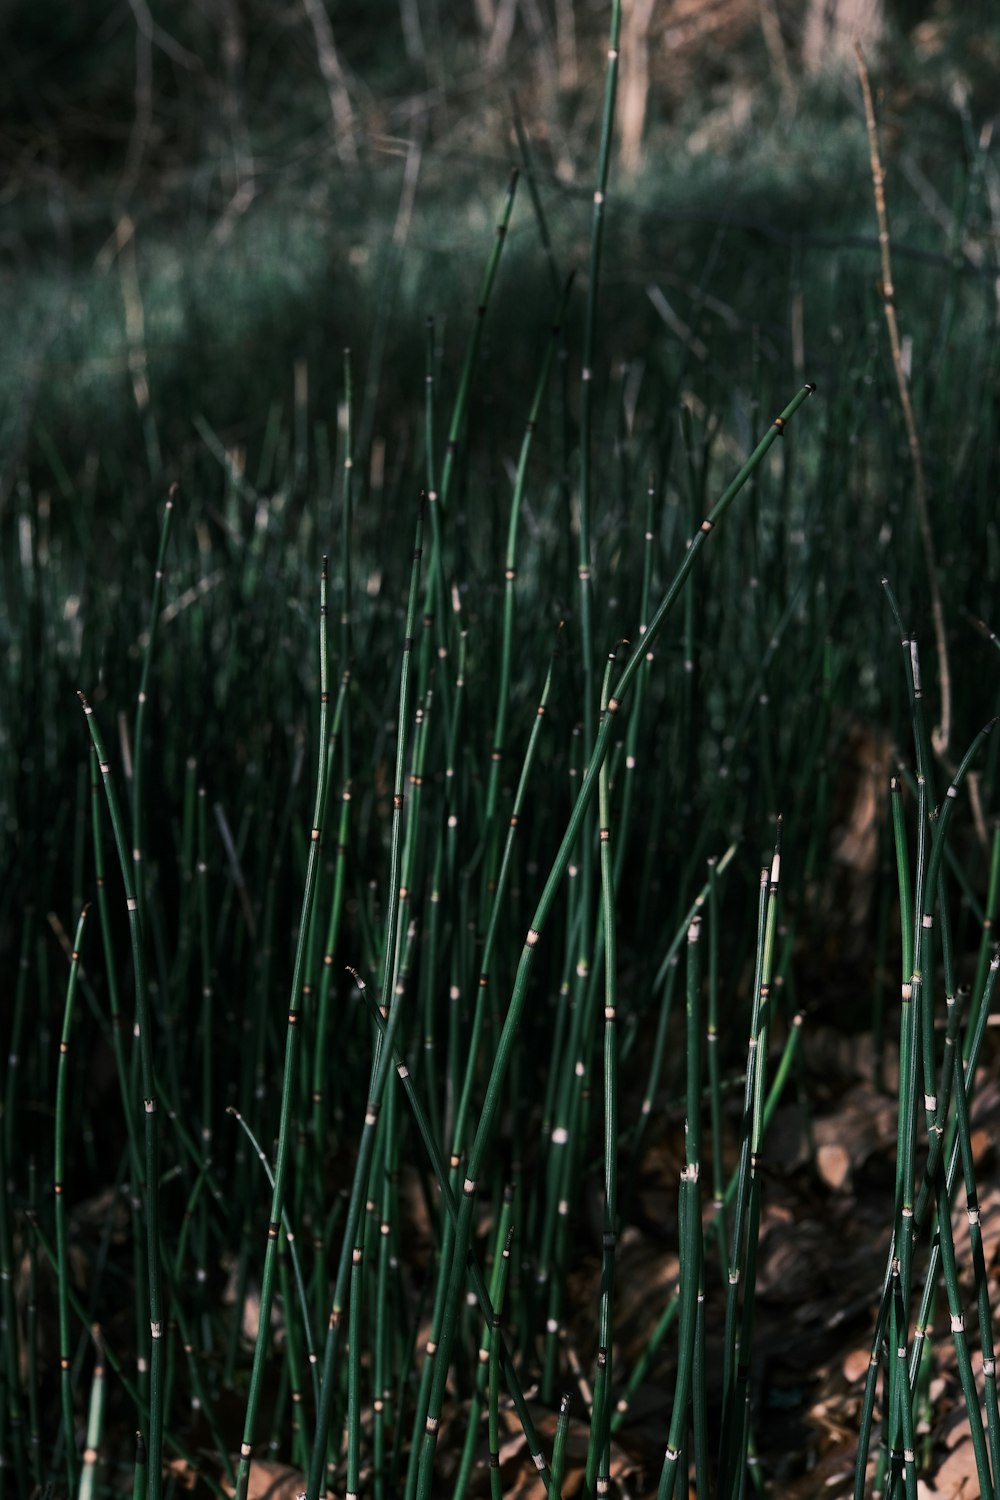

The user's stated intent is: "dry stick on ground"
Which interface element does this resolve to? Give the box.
[855,44,952,761]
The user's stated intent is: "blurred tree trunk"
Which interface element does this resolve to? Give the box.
[802,0,885,71]
[618,0,657,177]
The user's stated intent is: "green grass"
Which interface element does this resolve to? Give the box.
[3,14,1000,1500]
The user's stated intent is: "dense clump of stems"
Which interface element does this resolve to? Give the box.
[78,694,165,1500]
[306,499,426,1500]
[413,385,814,1496]
[234,557,330,1500]
[11,34,1000,1499]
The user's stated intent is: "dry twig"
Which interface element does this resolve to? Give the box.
[855,44,952,760]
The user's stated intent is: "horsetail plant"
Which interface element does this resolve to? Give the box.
[54,904,89,1497]
[583,640,628,1500]
[78,694,165,1500]
[718,822,783,1495]
[343,959,549,1495]
[27,1215,228,1496]
[306,498,427,1500]
[130,487,175,928]
[14,29,1000,1495]
[453,1183,515,1500]
[656,913,703,1500]
[549,1392,572,1500]
[853,593,1000,1498]
[413,384,815,1496]
[234,555,330,1500]
[486,1225,515,1500]
[78,1326,107,1500]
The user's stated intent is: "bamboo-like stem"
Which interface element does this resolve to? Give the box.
[481,274,573,866]
[585,643,627,1499]
[339,346,354,783]
[346,1244,363,1500]
[78,1326,106,1500]
[656,914,703,1500]
[55,904,89,1497]
[453,1185,515,1500]
[486,1226,514,1500]
[718,823,782,1496]
[234,557,330,1500]
[78,693,165,1500]
[225,1108,316,1388]
[132,1432,147,1500]
[422,171,519,719]
[719,866,768,1460]
[706,855,727,1265]
[549,1392,572,1499]
[453,629,561,1163]
[131,487,175,927]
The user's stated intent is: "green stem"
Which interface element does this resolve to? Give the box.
[415,386,815,1495]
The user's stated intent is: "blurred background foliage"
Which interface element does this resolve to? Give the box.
[1,0,998,494]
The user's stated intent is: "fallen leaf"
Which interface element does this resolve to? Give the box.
[842,1347,871,1383]
[924,1435,980,1498]
[220,1460,307,1500]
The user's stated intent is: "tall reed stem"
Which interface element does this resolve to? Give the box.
[234,558,330,1500]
